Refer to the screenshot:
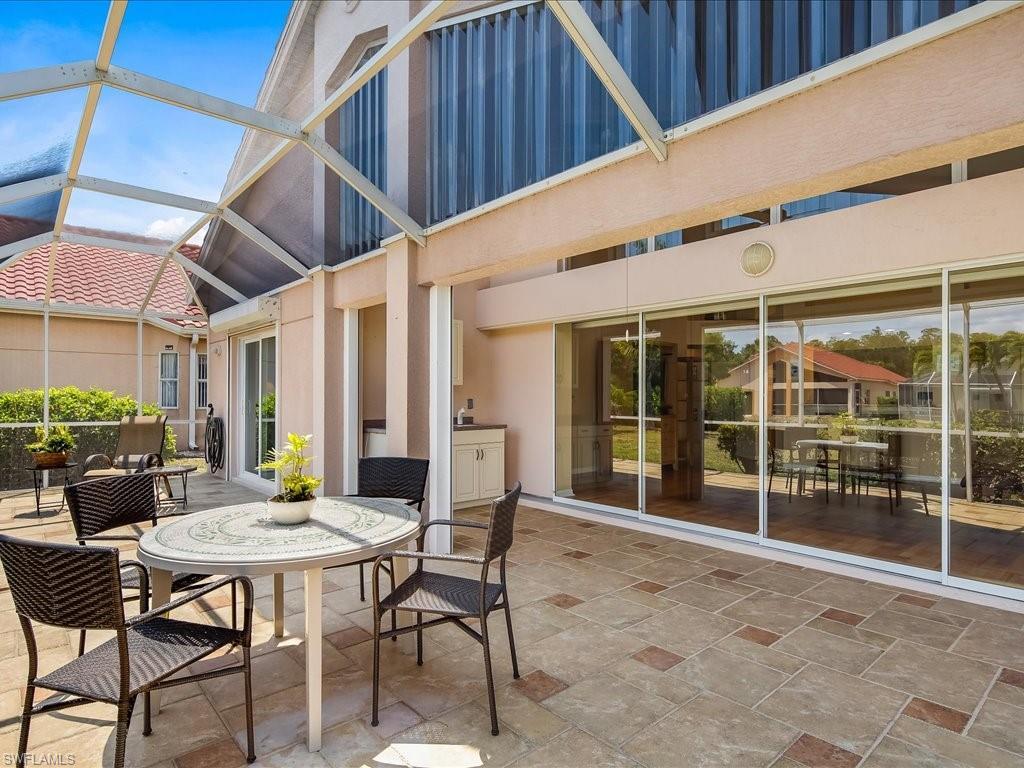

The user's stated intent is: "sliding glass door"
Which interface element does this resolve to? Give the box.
[555,316,641,513]
[763,278,943,573]
[240,333,276,488]
[642,303,761,534]
[949,265,1024,590]
[549,265,1024,599]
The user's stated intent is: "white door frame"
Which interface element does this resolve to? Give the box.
[234,327,278,494]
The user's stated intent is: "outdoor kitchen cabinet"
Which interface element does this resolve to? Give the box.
[453,426,506,508]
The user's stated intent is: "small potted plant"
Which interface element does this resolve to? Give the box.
[259,432,322,525]
[26,424,76,468]
[833,412,859,444]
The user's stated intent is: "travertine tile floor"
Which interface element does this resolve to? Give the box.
[2,475,1024,767]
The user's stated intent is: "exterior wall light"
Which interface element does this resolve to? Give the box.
[741,241,775,277]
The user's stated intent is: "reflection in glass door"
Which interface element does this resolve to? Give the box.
[949,266,1024,590]
[765,278,942,572]
[242,335,276,483]
[643,304,760,533]
[555,316,640,513]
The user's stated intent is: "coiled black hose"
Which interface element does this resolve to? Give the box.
[205,404,225,474]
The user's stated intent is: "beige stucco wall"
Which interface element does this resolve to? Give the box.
[0,311,207,448]
[476,168,1024,329]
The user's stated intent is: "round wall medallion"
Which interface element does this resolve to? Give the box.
[740,241,775,277]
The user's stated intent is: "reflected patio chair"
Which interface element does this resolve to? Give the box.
[64,473,233,656]
[772,426,831,502]
[83,414,167,478]
[370,482,522,736]
[849,433,930,515]
[0,534,256,768]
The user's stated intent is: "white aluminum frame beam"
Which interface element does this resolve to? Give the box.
[0,174,69,206]
[303,0,453,129]
[547,0,667,161]
[98,65,306,139]
[0,232,54,264]
[306,134,426,246]
[60,230,167,257]
[75,176,219,214]
[172,250,248,304]
[219,208,308,277]
[0,61,95,101]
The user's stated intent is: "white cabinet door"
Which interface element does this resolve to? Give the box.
[478,443,505,499]
[453,445,480,504]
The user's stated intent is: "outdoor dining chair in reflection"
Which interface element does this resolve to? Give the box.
[0,534,256,768]
[370,482,522,736]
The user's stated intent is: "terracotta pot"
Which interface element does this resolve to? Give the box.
[267,497,316,525]
[31,451,69,469]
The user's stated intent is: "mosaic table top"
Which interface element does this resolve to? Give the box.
[138,496,421,573]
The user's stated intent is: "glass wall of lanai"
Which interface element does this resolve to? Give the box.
[551,262,1024,596]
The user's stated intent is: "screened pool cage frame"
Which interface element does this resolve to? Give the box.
[0,1,1018,472]
[0,0,673,459]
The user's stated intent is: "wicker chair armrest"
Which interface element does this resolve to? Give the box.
[129,576,254,642]
[374,551,485,567]
[118,560,150,610]
[83,453,113,471]
[136,453,164,472]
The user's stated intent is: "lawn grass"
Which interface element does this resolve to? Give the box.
[611,424,745,474]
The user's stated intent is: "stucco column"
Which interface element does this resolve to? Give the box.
[312,269,345,494]
[385,236,430,458]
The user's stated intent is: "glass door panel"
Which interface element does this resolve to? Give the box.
[644,304,760,533]
[949,266,1024,589]
[242,336,276,481]
[765,278,942,570]
[555,316,640,513]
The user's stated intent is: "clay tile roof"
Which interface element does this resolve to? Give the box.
[781,343,906,384]
[0,231,206,330]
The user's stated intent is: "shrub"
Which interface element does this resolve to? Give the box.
[0,387,176,490]
[705,385,747,422]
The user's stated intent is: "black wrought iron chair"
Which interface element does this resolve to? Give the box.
[64,472,233,655]
[370,482,522,736]
[339,457,430,603]
[0,534,256,768]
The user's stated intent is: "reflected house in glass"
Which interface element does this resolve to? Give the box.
[719,343,907,419]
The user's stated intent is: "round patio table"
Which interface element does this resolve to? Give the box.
[137,496,421,752]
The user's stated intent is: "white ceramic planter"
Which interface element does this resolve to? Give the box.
[267,497,316,525]
[841,434,858,444]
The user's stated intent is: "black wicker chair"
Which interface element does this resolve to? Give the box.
[338,457,430,603]
[0,534,256,768]
[370,482,522,736]
[64,472,233,656]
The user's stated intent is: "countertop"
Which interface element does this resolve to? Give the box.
[364,419,506,432]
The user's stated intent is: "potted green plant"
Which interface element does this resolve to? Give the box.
[26,424,76,468]
[833,412,859,444]
[258,432,322,525]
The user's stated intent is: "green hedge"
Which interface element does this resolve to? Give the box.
[0,387,176,491]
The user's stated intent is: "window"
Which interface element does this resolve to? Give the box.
[159,352,179,409]
[196,352,208,409]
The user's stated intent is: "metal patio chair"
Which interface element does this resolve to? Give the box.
[338,456,430,602]
[370,482,522,736]
[83,414,167,477]
[0,534,256,768]
[64,472,234,656]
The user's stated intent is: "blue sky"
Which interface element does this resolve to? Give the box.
[0,0,291,242]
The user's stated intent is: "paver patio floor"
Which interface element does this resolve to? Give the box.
[2,475,1024,767]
